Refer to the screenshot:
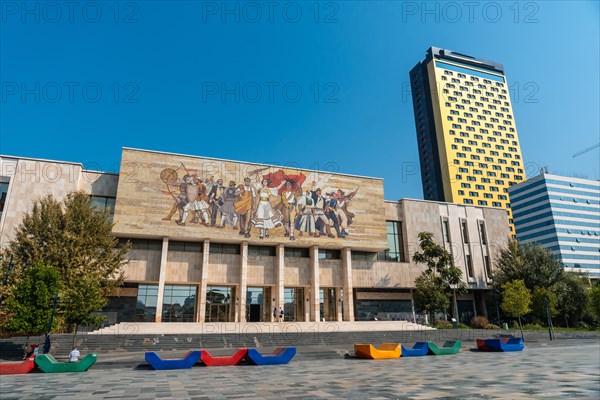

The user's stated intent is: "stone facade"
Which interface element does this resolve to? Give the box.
[0,150,509,325]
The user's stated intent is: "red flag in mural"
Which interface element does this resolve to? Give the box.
[262,170,306,195]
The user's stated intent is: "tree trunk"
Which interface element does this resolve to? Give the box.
[452,289,458,322]
[517,315,525,342]
[22,335,30,359]
[72,324,79,348]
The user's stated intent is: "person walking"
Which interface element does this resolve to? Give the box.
[279,307,284,322]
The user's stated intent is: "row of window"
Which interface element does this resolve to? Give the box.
[441,69,504,86]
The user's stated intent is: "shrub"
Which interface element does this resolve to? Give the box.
[470,316,490,329]
[523,323,543,330]
[485,324,501,330]
[433,320,452,329]
[457,323,470,329]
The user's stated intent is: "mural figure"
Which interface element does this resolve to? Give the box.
[207,178,225,227]
[235,177,257,238]
[275,181,298,240]
[296,189,316,236]
[219,181,239,229]
[325,191,342,237]
[251,177,285,239]
[310,182,335,238]
[157,164,360,241]
[335,188,359,237]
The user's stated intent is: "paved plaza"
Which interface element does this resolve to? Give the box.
[1,340,599,399]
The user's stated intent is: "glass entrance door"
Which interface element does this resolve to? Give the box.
[205,286,234,322]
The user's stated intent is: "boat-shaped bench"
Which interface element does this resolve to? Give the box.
[35,353,97,373]
[354,343,401,359]
[145,350,202,370]
[476,337,509,351]
[200,348,247,366]
[246,347,296,365]
[400,342,429,357]
[481,337,524,352]
[0,356,36,375]
[427,341,461,355]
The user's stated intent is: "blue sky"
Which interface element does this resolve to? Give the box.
[1,1,599,200]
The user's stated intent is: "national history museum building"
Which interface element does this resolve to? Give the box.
[0,148,509,325]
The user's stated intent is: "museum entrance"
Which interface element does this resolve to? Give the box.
[246,287,271,322]
[205,286,235,322]
[283,287,305,322]
[320,288,338,321]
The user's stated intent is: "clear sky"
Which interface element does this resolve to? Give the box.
[1,1,599,200]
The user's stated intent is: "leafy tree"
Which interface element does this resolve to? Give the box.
[501,280,531,339]
[531,287,558,323]
[1,262,61,354]
[494,240,590,326]
[1,192,130,346]
[412,232,465,322]
[588,285,600,323]
[553,273,589,327]
[413,270,449,322]
[495,239,565,291]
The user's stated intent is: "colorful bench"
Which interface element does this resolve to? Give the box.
[35,353,98,373]
[246,347,296,365]
[354,343,401,359]
[0,356,36,375]
[200,348,248,366]
[476,337,509,351]
[481,337,524,352]
[400,342,429,357]
[427,341,461,355]
[145,350,202,370]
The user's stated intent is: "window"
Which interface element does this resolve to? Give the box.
[0,180,8,216]
[442,219,450,243]
[90,195,116,214]
[378,221,405,262]
[478,221,487,245]
[466,254,475,278]
[168,241,203,252]
[248,245,276,257]
[161,285,197,322]
[352,251,377,261]
[121,239,162,251]
[319,249,341,260]
[461,220,469,243]
[211,243,241,254]
[485,255,492,278]
[284,248,309,258]
[135,284,159,322]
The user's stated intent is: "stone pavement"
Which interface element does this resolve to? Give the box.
[1,340,598,399]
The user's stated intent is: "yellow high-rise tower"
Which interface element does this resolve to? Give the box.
[410,47,525,234]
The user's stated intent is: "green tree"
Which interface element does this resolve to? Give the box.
[2,192,130,346]
[531,287,558,323]
[494,240,590,326]
[1,262,61,354]
[501,280,532,339]
[588,285,600,323]
[553,273,589,327]
[413,270,450,322]
[412,232,465,322]
[495,239,565,291]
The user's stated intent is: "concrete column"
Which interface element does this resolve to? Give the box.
[154,237,169,323]
[335,287,343,322]
[309,246,320,322]
[275,244,285,322]
[341,247,354,321]
[197,240,210,323]
[238,242,248,322]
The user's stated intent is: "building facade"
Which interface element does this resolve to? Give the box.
[0,148,510,324]
[509,173,600,278]
[410,47,525,235]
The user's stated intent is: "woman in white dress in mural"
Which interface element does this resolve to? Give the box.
[252,178,285,239]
